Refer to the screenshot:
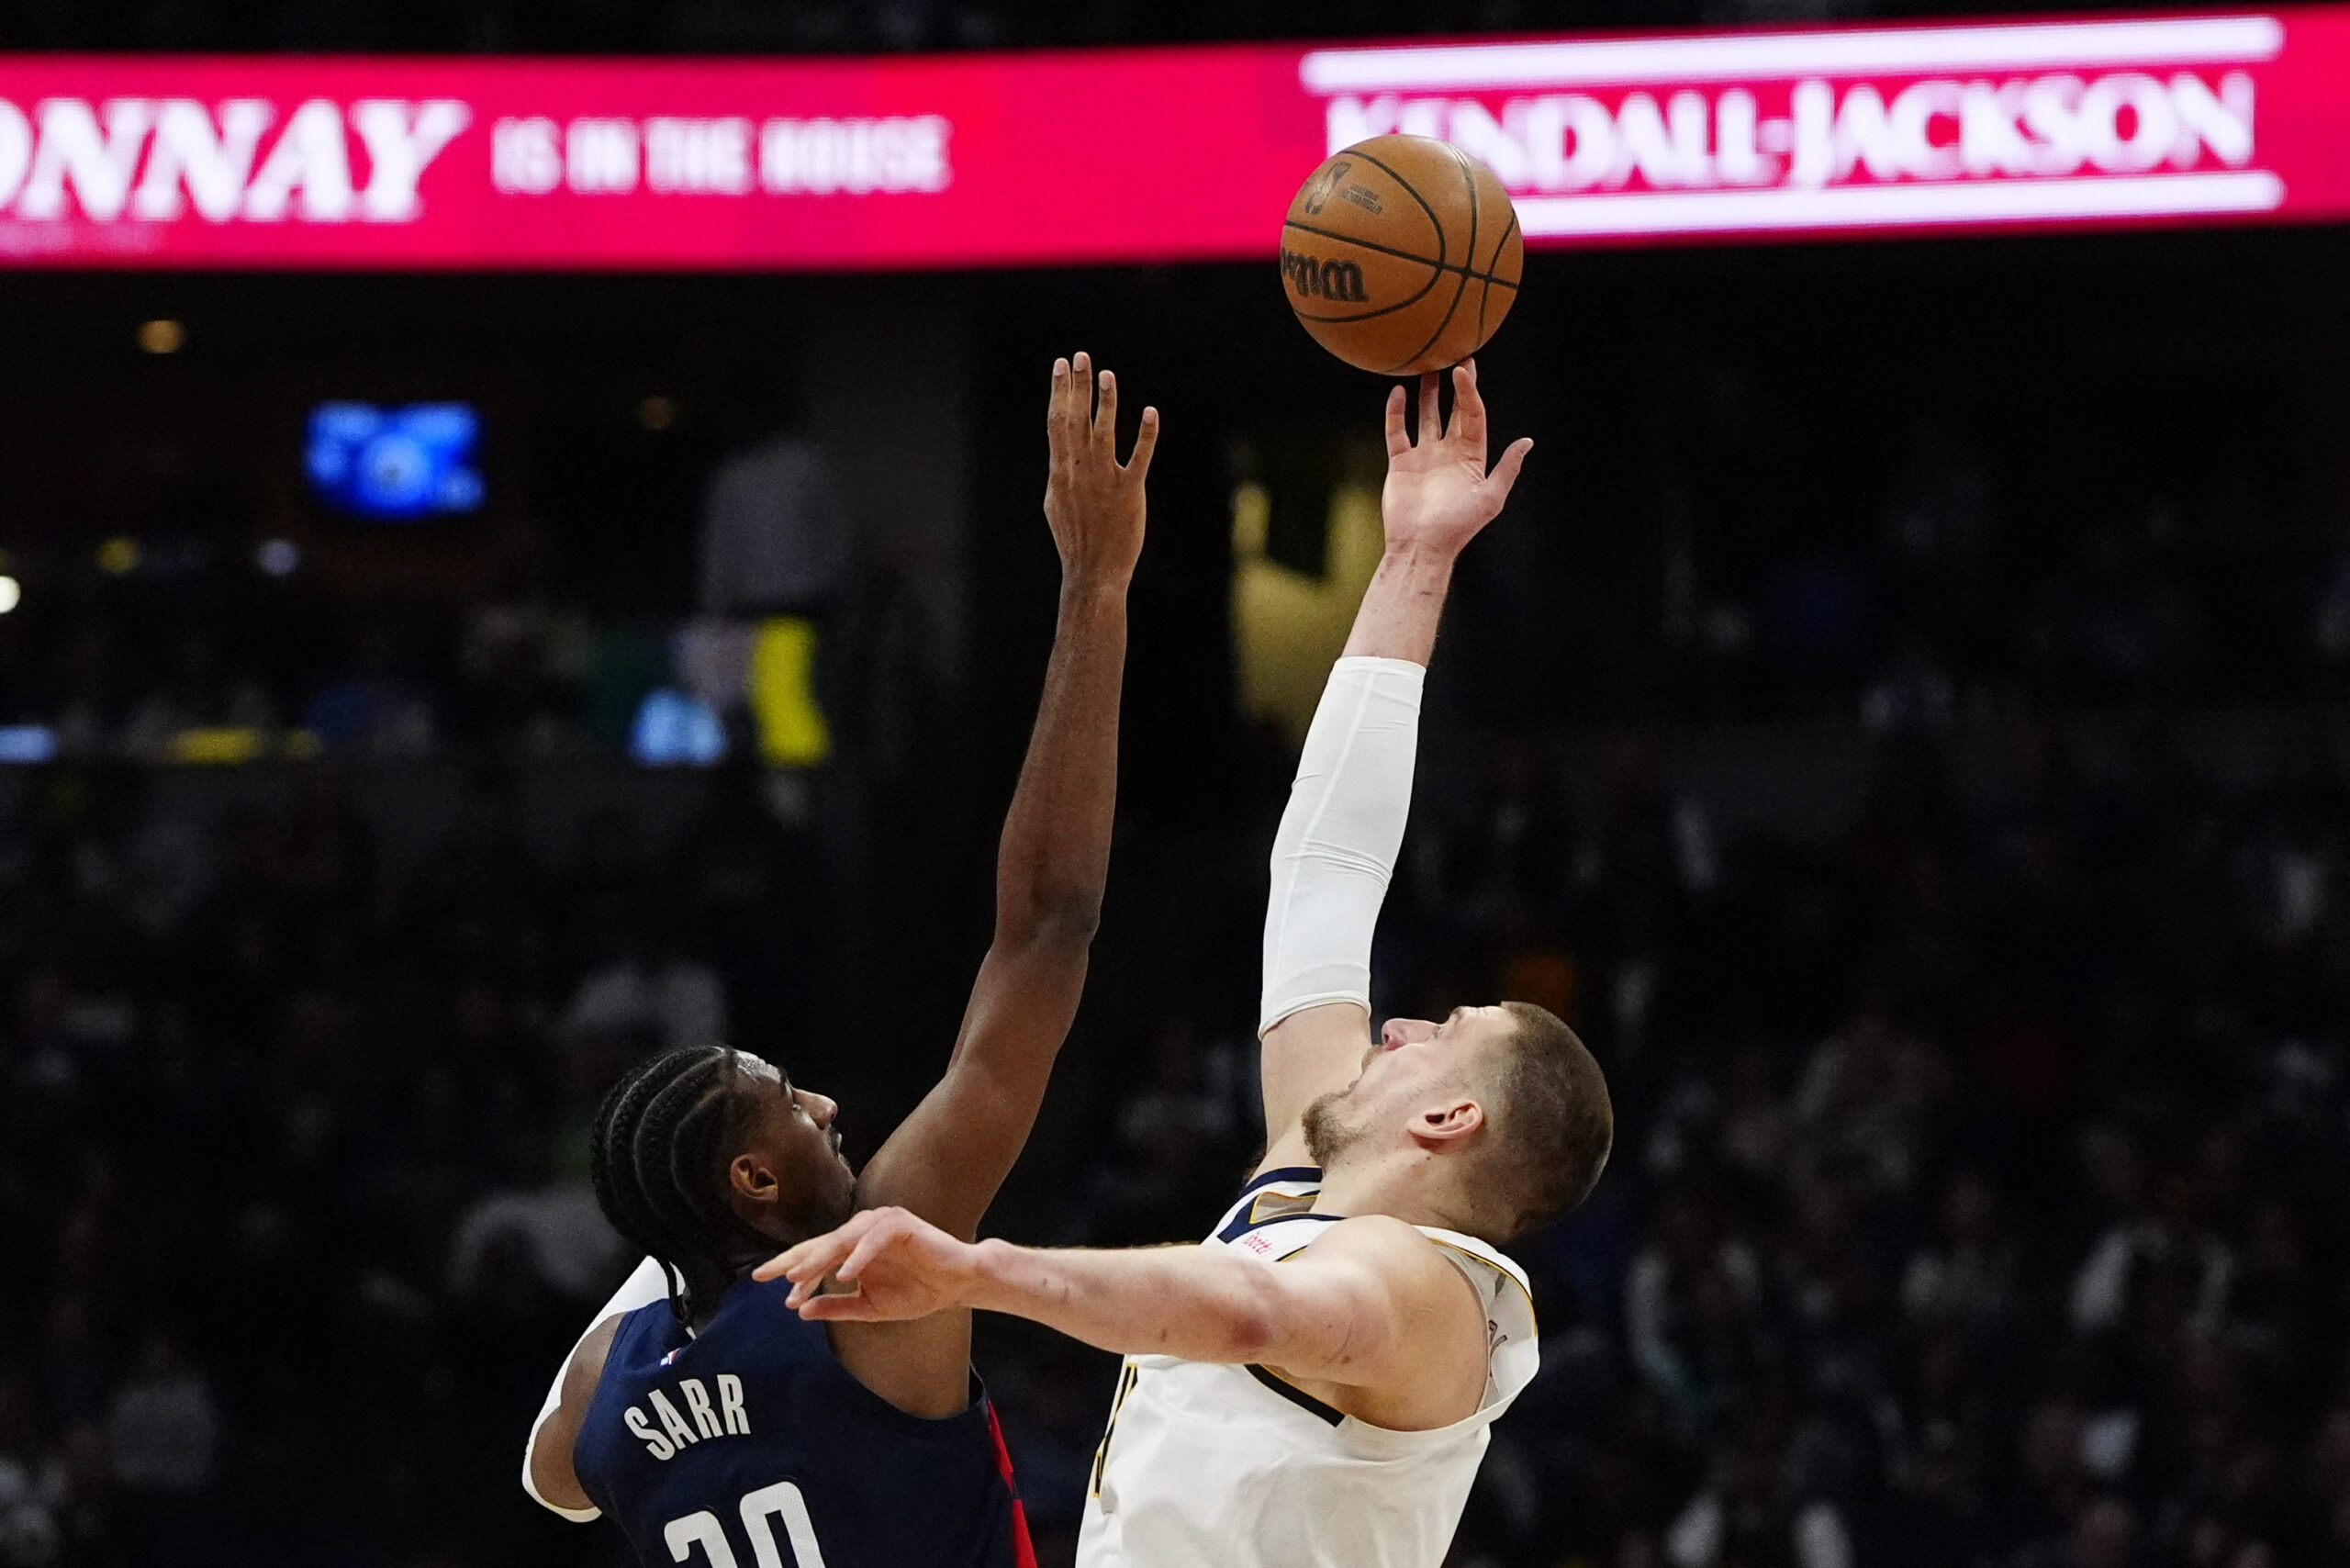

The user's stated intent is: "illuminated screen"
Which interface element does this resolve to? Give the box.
[306,402,485,521]
[0,12,2344,269]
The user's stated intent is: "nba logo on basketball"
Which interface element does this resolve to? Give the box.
[1303,160,1350,215]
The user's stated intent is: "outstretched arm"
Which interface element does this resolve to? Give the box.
[755,1206,1489,1428]
[856,352,1156,1238]
[1255,362,1530,1170]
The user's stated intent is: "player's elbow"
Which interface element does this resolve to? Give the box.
[1189,1260,1289,1361]
[1215,1284,1284,1363]
[998,886,1104,954]
[1034,886,1105,945]
[523,1430,597,1518]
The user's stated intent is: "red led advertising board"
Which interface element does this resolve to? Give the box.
[0,10,2344,268]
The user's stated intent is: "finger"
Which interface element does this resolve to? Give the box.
[1124,406,1160,479]
[1071,352,1092,428]
[834,1226,899,1284]
[800,1294,878,1322]
[1451,360,1487,456]
[783,1262,825,1308]
[752,1238,811,1282]
[1046,356,1073,462]
[1383,385,1409,459]
[1417,372,1440,446]
[764,1231,835,1282]
[1484,435,1533,499]
[784,1225,858,1278]
[770,1218,865,1286]
[1093,368,1118,451]
[780,1240,849,1294]
[778,1240,855,1305]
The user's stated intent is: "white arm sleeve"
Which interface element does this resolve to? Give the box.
[1259,655,1424,1035]
[520,1255,671,1520]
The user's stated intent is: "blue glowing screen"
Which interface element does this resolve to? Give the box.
[307,402,485,521]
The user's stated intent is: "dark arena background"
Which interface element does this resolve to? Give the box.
[6,5,2350,1567]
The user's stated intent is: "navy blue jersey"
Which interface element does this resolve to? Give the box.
[576,1273,1033,1568]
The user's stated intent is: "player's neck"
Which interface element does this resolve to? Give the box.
[1312,1156,1466,1232]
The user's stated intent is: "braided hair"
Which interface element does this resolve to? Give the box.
[589,1045,778,1326]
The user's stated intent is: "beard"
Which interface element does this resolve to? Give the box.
[799,1167,859,1242]
[762,1162,858,1257]
[1302,1086,1371,1169]
[807,1183,857,1238]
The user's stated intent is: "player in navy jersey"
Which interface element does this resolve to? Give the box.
[520,353,1158,1568]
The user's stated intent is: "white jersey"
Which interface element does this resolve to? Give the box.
[1076,1166,1539,1568]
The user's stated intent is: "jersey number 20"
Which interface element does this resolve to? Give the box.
[664,1480,828,1568]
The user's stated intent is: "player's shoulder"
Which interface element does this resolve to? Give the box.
[1296,1213,1460,1273]
[570,1311,626,1391]
[1300,1217,1531,1312]
[582,1297,679,1397]
[1407,1225,1531,1292]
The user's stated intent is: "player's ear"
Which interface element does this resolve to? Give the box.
[730,1152,779,1204]
[1411,1097,1483,1148]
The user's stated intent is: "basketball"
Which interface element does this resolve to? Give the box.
[1280,135,1524,377]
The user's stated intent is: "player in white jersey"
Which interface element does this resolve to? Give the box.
[758,358,1614,1568]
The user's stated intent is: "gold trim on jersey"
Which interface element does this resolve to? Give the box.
[1420,1236,1540,1340]
[1248,1188,1322,1226]
[1090,1360,1140,1498]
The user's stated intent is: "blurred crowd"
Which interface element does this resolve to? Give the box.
[0,417,871,770]
[1651,420,2350,727]
[1379,715,2350,1568]
[8,419,2350,764]
[0,753,844,1568]
[0,591,566,765]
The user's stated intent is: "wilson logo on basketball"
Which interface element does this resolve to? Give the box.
[1281,246,1370,303]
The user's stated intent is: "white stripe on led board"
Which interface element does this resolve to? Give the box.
[1299,17,2283,92]
[1510,171,2284,237]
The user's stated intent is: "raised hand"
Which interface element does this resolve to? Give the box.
[1045,351,1159,588]
[1379,357,1532,559]
[755,1206,980,1324]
